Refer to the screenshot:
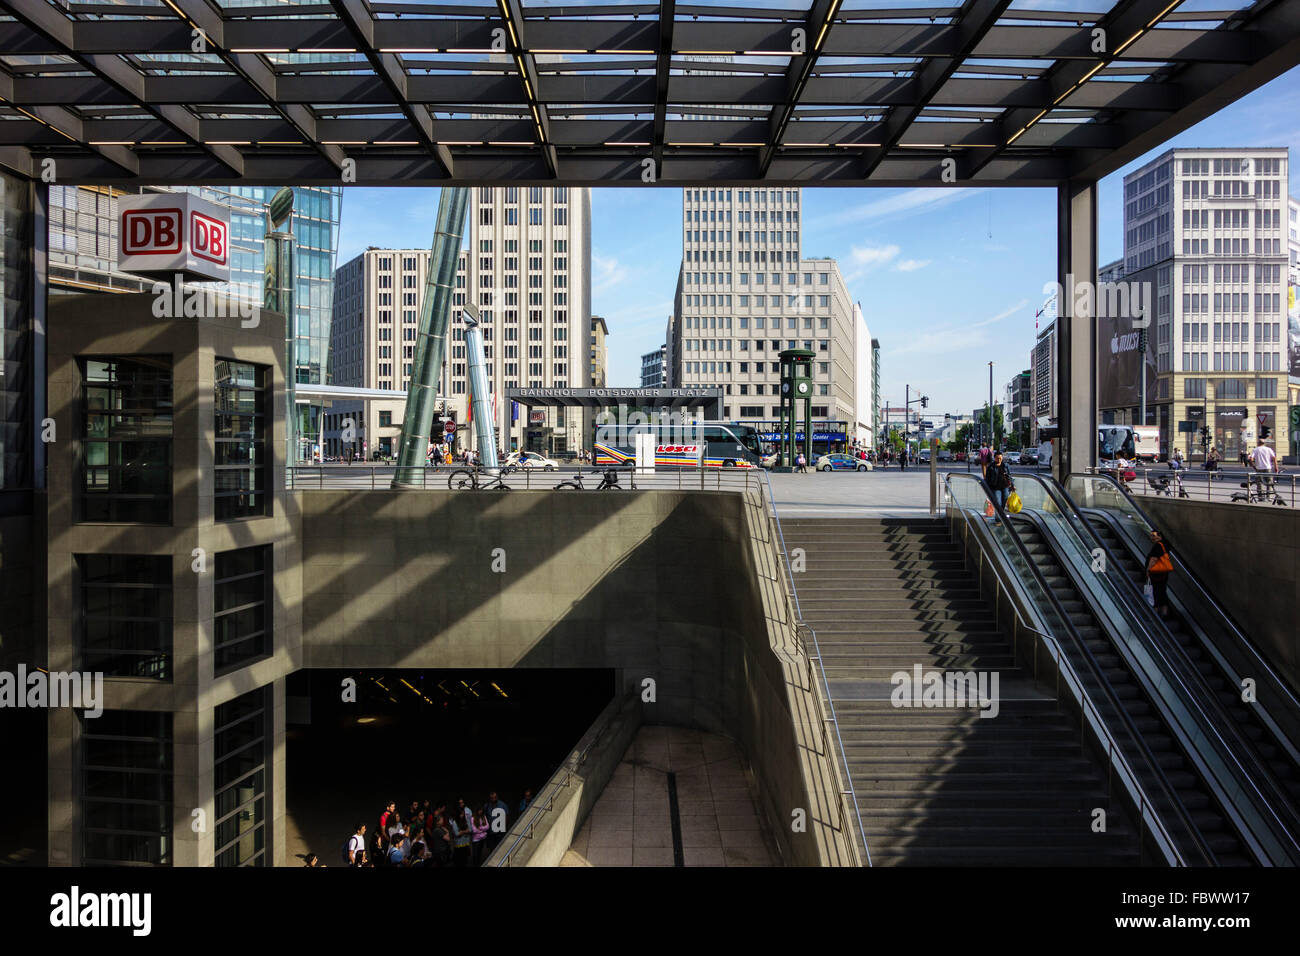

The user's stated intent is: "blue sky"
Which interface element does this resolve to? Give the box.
[336,64,1300,416]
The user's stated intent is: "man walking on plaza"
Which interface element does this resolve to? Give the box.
[1249,436,1278,474]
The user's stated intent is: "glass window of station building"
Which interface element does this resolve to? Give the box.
[79,356,173,524]
[214,359,270,521]
[214,546,271,674]
[80,710,174,866]
[77,553,172,680]
[214,687,270,867]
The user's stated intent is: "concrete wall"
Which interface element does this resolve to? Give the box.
[1142,496,1299,695]
[299,486,854,865]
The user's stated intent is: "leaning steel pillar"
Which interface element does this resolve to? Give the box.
[393,187,469,487]
[463,306,499,471]
[1056,180,1097,483]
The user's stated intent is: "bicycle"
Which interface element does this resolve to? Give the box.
[554,468,628,491]
[447,467,511,491]
[1231,471,1287,506]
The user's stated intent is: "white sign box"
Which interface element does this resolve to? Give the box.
[117,193,231,282]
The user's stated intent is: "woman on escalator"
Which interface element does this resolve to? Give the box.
[1145,529,1174,618]
[984,451,1016,512]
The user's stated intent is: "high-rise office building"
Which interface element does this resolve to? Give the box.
[326,186,592,458]
[590,315,609,387]
[1118,148,1290,461]
[1288,195,1299,429]
[670,187,857,441]
[853,304,877,447]
[641,346,668,387]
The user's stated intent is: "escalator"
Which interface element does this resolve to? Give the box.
[1073,483,1300,813]
[945,470,1300,865]
[1009,512,1249,864]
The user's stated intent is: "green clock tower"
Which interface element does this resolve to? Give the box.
[778,348,815,468]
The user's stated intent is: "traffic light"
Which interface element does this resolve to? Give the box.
[921,396,929,408]
[1200,426,1210,446]
[1261,424,1271,440]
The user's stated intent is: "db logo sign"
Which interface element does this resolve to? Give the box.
[122,208,182,255]
[190,213,227,265]
[116,194,231,282]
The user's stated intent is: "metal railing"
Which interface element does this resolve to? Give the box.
[491,692,639,868]
[1091,464,1296,506]
[753,468,872,867]
[943,485,1183,865]
[286,464,769,493]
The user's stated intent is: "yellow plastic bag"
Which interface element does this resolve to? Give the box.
[1007,491,1023,514]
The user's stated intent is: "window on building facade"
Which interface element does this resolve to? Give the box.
[80,356,173,524]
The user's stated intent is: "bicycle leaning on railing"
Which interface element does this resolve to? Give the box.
[446,467,512,491]
[1231,471,1288,507]
[553,468,632,491]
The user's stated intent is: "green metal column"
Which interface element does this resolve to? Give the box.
[393,187,469,487]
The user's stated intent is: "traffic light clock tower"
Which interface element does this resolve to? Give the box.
[778,349,815,468]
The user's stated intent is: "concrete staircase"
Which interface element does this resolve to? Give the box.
[782,516,1142,866]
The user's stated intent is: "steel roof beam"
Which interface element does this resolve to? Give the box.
[651,0,675,172]
[329,0,455,177]
[860,0,1012,179]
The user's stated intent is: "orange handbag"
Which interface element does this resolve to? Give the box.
[1148,547,1173,575]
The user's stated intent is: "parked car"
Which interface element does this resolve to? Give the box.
[937,449,953,462]
[1019,449,1038,466]
[816,453,872,472]
[761,450,779,469]
[954,451,967,462]
[505,451,558,471]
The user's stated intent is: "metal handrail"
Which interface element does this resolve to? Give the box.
[945,471,1214,865]
[943,491,1181,865]
[1026,472,1300,861]
[492,692,638,868]
[753,468,872,867]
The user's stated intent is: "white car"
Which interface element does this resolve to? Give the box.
[506,451,558,471]
[761,451,779,469]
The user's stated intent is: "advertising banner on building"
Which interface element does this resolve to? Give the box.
[1097,310,1158,410]
[117,192,231,282]
[1289,280,1299,383]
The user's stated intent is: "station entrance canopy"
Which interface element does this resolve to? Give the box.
[507,387,722,419]
[1,1,1297,188]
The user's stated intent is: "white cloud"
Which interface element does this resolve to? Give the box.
[810,187,985,230]
[591,252,629,293]
[894,258,930,272]
[852,243,900,266]
[891,299,1029,355]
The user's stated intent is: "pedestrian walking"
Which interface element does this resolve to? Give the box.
[1145,529,1174,618]
[984,451,1016,512]
[345,823,367,866]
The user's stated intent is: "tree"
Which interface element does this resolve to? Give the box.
[976,403,1006,447]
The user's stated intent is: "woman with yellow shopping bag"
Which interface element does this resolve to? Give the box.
[984,451,1016,514]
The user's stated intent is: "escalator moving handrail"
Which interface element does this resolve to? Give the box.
[944,472,1215,865]
[1071,471,1300,721]
[1027,473,1300,859]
